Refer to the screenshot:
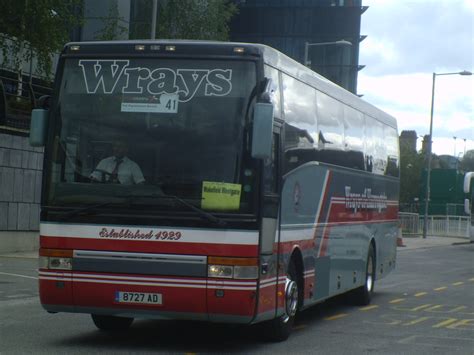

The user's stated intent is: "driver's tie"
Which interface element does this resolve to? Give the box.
[110,158,123,183]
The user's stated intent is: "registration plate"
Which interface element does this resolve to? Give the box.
[115,291,162,305]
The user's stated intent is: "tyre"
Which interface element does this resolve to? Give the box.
[351,244,375,306]
[91,314,134,331]
[263,260,299,342]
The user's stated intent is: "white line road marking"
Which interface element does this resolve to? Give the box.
[5,294,34,298]
[398,335,474,348]
[0,272,38,280]
[389,298,405,304]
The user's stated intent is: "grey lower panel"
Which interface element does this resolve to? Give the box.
[72,250,207,277]
[252,309,276,324]
[42,304,209,321]
[73,258,207,277]
[314,256,331,301]
[42,304,253,324]
[208,314,253,324]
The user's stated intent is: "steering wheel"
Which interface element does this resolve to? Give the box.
[90,169,114,183]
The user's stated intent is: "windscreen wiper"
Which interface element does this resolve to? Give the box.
[169,194,227,227]
[125,193,227,227]
[58,201,118,221]
[54,193,226,226]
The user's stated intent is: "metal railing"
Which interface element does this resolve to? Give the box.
[399,212,470,238]
[399,212,420,236]
[0,74,52,131]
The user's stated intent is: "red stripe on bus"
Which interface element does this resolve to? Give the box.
[319,225,331,257]
[317,171,333,256]
[39,236,258,257]
[312,171,332,253]
[327,203,399,222]
[277,239,316,254]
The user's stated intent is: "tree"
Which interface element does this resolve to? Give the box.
[460,149,474,172]
[94,3,128,41]
[156,0,238,41]
[399,143,424,211]
[0,0,83,79]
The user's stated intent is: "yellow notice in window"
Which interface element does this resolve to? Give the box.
[202,181,242,211]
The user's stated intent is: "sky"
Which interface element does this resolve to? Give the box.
[358,0,474,157]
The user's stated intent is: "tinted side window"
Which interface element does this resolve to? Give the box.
[366,115,386,175]
[282,74,317,138]
[343,106,365,154]
[343,106,365,171]
[316,91,344,151]
[385,125,400,177]
[281,74,317,172]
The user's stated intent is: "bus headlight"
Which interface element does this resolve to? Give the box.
[208,265,233,278]
[39,248,73,270]
[48,257,72,270]
[233,265,258,279]
[208,257,258,279]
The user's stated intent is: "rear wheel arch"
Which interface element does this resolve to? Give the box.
[289,247,304,308]
[370,238,377,278]
[351,241,376,306]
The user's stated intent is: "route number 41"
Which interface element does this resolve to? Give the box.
[165,98,177,111]
[161,94,179,113]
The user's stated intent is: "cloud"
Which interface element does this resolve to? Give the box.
[361,0,474,75]
[358,0,474,156]
[358,72,473,154]
[431,137,474,156]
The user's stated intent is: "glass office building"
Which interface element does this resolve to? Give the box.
[65,0,367,94]
[230,0,366,94]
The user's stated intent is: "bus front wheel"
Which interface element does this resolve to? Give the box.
[263,260,299,342]
[352,244,375,306]
[91,314,134,331]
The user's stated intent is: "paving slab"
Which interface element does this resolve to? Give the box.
[398,235,471,250]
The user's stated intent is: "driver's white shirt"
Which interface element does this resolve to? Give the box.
[90,156,145,185]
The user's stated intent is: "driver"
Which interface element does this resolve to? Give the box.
[90,139,145,185]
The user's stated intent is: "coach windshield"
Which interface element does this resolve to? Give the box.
[44,58,258,220]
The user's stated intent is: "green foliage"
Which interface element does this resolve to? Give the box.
[399,143,424,208]
[156,0,238,41]
[460,149,474,172]
[128,0,154,39]
[0,0,83,78]
[94,3,129,41]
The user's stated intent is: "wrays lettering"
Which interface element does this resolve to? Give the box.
[78,60,233,102]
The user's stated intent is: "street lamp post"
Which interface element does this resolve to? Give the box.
[422,70,472,239]
[304,40,352,67]
[150,0,158,39]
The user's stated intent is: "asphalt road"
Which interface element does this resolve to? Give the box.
[0,242,472,354]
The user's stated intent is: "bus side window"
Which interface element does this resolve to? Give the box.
[384,125,400,177]
[343,105,365,170]
[317,91,344,151]
[281,74,317,173]
[365,115,386,175]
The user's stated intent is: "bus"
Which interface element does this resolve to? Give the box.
[30,40,399,341]
[464,172,474,241]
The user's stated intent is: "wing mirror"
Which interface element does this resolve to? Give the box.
[251,102,274,160]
